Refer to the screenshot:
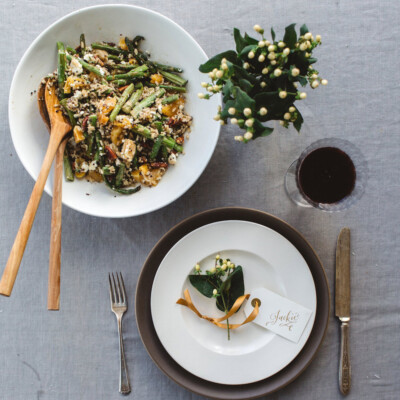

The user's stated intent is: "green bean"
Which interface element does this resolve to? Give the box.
[63,150,74,181]
[131,89,165,118]
[103,173,141,195]
[113,64,140,70]
[115,79,128,87]
[161,144,169,160]
[148,83,187,92]
[115,163,125,187]
[122,83,143,114]
[80,33,86,55]
[161,94,180,105]
[57,42,66,99]
[59,98,76,127]
[132,124,183,152]
[86,115,97,156]
[91,42,127,55]
[66,54,104,77]
[153,62,183,73]
[108,54,121,61]
[150,136,164,160]
[160,70,187,86]
[109,83,135,122]
[153,120,163,132]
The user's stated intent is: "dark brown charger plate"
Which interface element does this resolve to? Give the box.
[135,207,330,399]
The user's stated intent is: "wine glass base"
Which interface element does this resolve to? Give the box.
[284,160,312,208]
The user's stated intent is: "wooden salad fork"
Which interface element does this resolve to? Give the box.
[109,272,131,395]
[0,81,71,297]
[38,79,68,310]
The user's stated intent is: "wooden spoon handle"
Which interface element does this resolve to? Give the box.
[47,140,67,310]
[0,132,63,296]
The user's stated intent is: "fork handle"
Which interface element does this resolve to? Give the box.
[117,317,131,395]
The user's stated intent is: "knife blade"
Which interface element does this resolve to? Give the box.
[335,227,351,395]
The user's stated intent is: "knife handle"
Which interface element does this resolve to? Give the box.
[339,321,351,395]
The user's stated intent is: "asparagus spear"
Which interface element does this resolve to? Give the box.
[66,54,104,77]
[131,89,166,118]
[59,98,76,126]
[115,163,125,187]
[63,151,74,182]
[160,70,187,86]
[57,42,66,99]
[108,54,121,61]
[148,83,187,93]
[66,46,76,55]
[79,33,86,55]
[150,136,164,160]
[122,83,143,114]
[132,124,183,152]
[86,115,97,156]
[91,42,127,55]
[109,83,135,122]
[161,94,180,105]
[106,65,148,81]
[153,62,183,73]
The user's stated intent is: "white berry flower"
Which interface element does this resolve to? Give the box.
[279,120,285,126]
[293,82,298,88]
[271,60,277,65]
[268,45,276,52]
[243,108,252,117]
[274,68,282,77]
[283,48,290,56]
[197,93,205,99]
[207,86,214,92]
[311,74,318,79]
[304,32,312,40]
[245,119,254,127]
[289,106,296,112]
[262,67,269,74]
[299,43,307,51]
[208,71,214,79]
[210,267,216,273]
[291,67,300,77]
[221,264,227,271]
[234,135,244,142]
[253,24,263,33]
[264,40,271,46]
[248,51,255,59]
[213,289,218,295]
[284,112,291,120]
[231,263,235,269]
[299,92,307,99]
[244,131,253,140]
[220,120,225,125]
[305,52,310,58]
[258,54,265,62]
[259,107,268,116]
[195,264,200,271]
[258,40,265,47]
[267,52,276,60]
[227,261,231,267]
[216,254,220,260]
[221,63,229,70]
[260,81,267,88]
[230,118,238,125]
[213,114,220,121]
[243,62,250,69]
[279,91,287,99]
[228,107,236,115]
[311,80,319,88]
[278,41,285,48]
[321,79,328,85]
[201,82,207,88]
[306,40,312,49]
[216,70,224,79]
[316,35,321,42]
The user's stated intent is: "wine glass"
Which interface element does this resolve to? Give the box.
[284,138,368,212]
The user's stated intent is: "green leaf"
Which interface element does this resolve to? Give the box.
[222,79,234,102]
[189,275,221,298]
[216,266,245,312]
[308,57,318,65]
[254,91,279,106]
[244,32,259,45]
[283,23,297,48]
[271,27,276,41]
[238,78,253,93]
[297,76,308,86]
[293,110,304,132]
[300,24,309,36]
[234,86,256,112]
[233,28,247,53]
[239,44,257,58]
[220,99,235,119]
[253,119,274,137]
[232,64,258,83]
[199,51,239,73]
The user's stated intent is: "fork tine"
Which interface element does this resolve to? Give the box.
[108,273,115,304]
[118,272,127,304]
[112,272,121,303]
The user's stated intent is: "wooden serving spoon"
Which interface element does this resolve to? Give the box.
[0,81,71,297]
[38,79,68,310]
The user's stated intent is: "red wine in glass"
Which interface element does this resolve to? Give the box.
[297,147,356,204]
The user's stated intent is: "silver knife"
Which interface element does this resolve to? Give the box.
[335,228,351,395]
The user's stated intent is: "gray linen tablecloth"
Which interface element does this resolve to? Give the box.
[1,1,399,399]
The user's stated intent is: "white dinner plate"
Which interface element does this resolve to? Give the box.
[151,220,317,385]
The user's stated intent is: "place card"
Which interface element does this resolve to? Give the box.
[243,288,313,343]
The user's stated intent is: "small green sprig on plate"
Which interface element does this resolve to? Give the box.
[189,254,244,340]
[198,24,327,142]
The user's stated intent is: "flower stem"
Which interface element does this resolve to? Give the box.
[221,295,230,340]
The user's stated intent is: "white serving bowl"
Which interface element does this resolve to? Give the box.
[9,4,220,218]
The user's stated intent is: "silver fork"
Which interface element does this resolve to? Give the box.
[108,272,131,395]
